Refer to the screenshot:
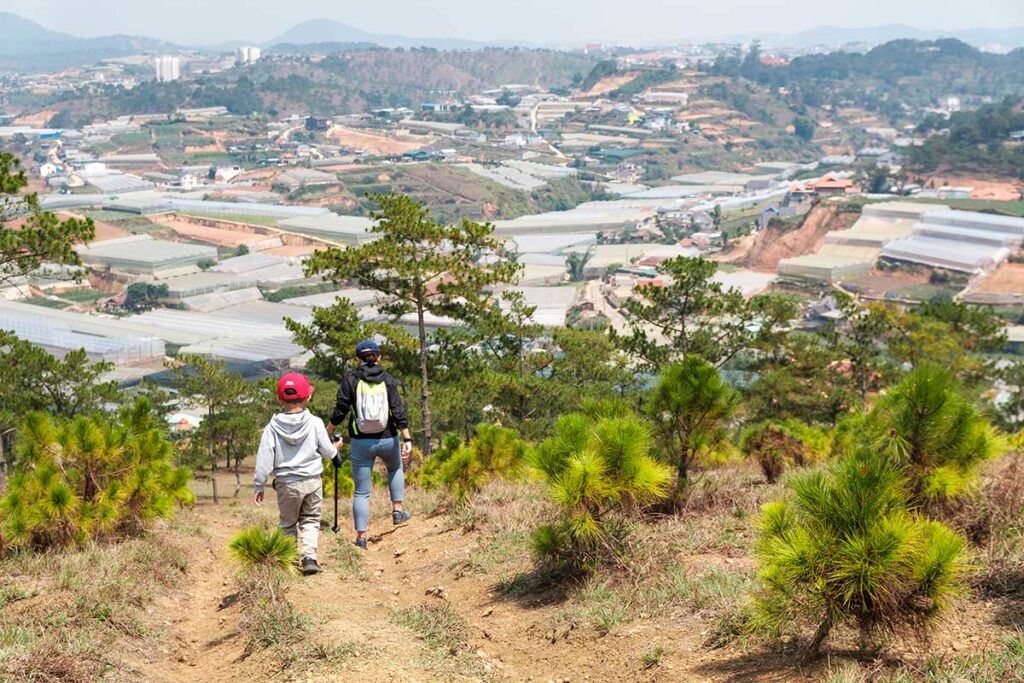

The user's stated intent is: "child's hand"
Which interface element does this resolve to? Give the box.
[254,490,264,506]
[333,438,343,451]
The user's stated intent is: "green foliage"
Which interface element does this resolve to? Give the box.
[285,296,417,381]
[912,97,1024,178]
[123,282,169,311]
[0,404,194,550]
[579,59,618,92]
[793,116,816,141]
[0,153,95,286]
[304,193,522,453]
[170,355,268,503]
[530,413,672,570]
[740,419,831,483]
[228,526,299,575]
[647,356,740,497]
[565,247,594,282]
[416,424,528,504]
[865,365,1003,504]
[612,256,796,369]
[0,331,122,464]
[753,447,969,659]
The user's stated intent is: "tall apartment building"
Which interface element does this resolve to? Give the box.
[154,56,181,82]
[236,46,262,66]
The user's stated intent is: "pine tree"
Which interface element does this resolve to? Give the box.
[867,365,1002,505]
[304,193,521,454]
[530,413,672,570]
[0,152,94,286]
[612,256,795,369]
[646,356,740,502]
[0,403,193,550]
[753,447,968,661]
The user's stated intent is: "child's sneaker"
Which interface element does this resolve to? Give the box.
[301,557,322,575]
[392,510,412,526]
[354,537,367,550]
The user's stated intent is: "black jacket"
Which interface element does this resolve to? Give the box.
[329,363,409,439]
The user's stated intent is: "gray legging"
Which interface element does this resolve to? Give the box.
[350,436,404,532]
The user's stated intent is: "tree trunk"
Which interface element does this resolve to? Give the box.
[416,302,433,455]
[674,447,690,507]
[208,404,218,504]
[0,431,7,493]
[802,615,832,665]
[234,453,241,499]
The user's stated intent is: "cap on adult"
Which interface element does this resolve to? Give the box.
[277,372,313,401]
[355,339,381,358]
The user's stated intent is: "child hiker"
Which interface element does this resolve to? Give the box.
[254,372,343,575]
[327,339,413,550]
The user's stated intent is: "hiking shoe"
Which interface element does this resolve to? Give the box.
[300,557,322,576]
[392,510,412,526]
[354,537,367,550]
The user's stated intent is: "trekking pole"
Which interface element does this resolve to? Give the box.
[332,462,340,534]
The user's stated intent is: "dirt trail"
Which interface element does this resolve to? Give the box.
[127,481,730,683]
[137,504,247,682]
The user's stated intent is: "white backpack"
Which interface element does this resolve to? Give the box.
[354,380,389,434]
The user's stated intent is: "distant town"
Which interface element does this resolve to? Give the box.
[2,14,1024,424]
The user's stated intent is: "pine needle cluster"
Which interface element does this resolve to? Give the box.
[0,401,194,550]
[530,412,672,571]
[415,424,528,504]
[753,448,968,660]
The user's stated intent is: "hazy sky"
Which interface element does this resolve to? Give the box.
[4,0,1023,45]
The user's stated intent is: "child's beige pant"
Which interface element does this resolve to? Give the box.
[274,477,322,560]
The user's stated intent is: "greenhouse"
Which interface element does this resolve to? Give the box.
[76,235,217,276]
[2,312,165,364]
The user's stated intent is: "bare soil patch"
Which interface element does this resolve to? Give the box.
[740,204,857,273]
[972,262,1024,294]
[329,126,431,155]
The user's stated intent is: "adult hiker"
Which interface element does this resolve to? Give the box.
[327,339,413,550]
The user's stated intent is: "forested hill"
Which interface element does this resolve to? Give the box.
[709,39,1024,113]
[910,97,1024,179]
[45,48,597,124]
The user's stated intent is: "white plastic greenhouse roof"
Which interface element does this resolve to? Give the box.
[882,236,1010,272]
[915,223,1023,247]
[180,287,264,312]
[511,233,596,254]
[163,198,328,219]
[2,312,165,363]
[282,288,379,308]
[924,209,1024,234]
[77,235,216,265]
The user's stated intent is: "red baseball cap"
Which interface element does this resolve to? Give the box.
[277,373,312,401]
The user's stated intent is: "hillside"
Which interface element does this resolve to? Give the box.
[0,12,176,72]
[710,39,1024,117]
[265,18,507,50]
[42,48,597,122]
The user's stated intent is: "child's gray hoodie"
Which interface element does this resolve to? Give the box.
[253,410,337,493]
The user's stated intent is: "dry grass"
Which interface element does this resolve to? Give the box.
[0,522,191,681]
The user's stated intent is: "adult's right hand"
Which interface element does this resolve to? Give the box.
[254,490,264,506]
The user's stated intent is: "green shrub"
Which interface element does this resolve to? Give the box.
[409,433,463,489]
[415,425,527,505]
[646,356,740,501]
[0,404,193,550]
[740,419,831,483]
[530,413,672,571]
[228,526,299,575]
[752,447,968,661]
[866,365,1002,504]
